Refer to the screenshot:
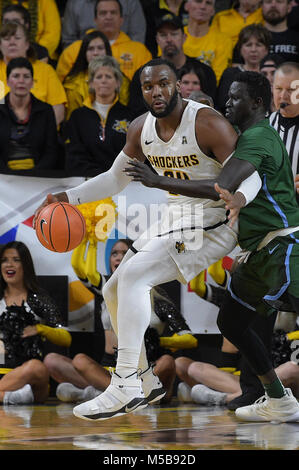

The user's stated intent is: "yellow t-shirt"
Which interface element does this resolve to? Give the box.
[57,31,152,82]
[210,7,264,48]
[183,26,233,83]
[0,60,67,105]
[2,0,61,58]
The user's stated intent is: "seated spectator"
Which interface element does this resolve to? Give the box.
[44,238,197,404]
[128,13,217,118]
[183,0,234,83]
[210,0,263,50]
[2,4,48,62]
[260,53,285,111]
[0,22,67,126]
[65,56,133,176]
[0,241,71,405]
[0,57,59,171]
[140,0,189,56]
[57,0,152,82]
[62,0,147,49]
[178,61,208,98]
[0,0,61,59]
[262,0,299,63]
[217,24,271,114]
[63,30,130,120]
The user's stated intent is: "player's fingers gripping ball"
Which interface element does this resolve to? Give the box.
[35,202,86,252]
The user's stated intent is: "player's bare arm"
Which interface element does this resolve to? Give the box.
[34,115,148,227]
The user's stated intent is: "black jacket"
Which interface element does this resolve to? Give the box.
[65,99,133,177]
[0,93,59,170]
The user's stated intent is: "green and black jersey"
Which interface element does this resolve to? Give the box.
[232,119,299,251]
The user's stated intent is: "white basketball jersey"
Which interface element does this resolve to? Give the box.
[141,99,224,210]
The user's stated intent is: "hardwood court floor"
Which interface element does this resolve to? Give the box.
[0,399,299,453]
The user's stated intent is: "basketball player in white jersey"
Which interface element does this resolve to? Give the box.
[34,59,262,421]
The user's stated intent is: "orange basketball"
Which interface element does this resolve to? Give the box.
[35,202,86,252]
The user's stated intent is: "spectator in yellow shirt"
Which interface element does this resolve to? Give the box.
[0,22,66,125]
[0,0,61,59]
[63,30,130,120]
[183,0,234,83]
[210,0,264,49]
[56,0,152,83]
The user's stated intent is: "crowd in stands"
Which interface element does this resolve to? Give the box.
[0,0,299,407]
[0,0,297,174]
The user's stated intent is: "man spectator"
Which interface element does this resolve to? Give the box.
[57,0,152,82]
[140,0,189,56]
[61,0,147,49]
[128,13,217,117]
[182,0,234,83]
[270,61,299,199]
[262,0,299,62]
[0,58,59,171]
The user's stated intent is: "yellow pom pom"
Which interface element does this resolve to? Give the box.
[160,333,198,352]
[77,198,117,243]
[287,330,299,341]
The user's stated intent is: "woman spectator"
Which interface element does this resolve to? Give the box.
[178,61,206,99]
[0,0,61,59]
[63,30,130,121]
[65,55,133,177]
[0,241,71,405]
[0,22,66,125]
[2,4,48,62]
[0,57,59,171]
[216,24,272,114]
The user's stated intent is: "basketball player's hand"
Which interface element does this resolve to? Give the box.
[295,174,299,194]
[214,183,245,228]
[33,192,68,229]
[123,159,159,187]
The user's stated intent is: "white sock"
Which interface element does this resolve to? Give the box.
[3,384,34,405]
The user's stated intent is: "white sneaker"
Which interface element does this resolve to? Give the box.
[138,365,166,404]
[177,382,192,403]
[235,388,299,423]
[56,383,85,403]
[191,384,227,406]
[3,384,34,405]
[73,371,147,421]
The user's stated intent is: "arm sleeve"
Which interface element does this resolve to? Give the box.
[36,324,72,347]
[66,151,133,204]
[236,171,262,205]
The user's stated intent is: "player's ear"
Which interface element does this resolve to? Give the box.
[176,80,182,93]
